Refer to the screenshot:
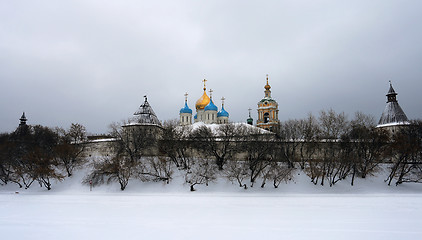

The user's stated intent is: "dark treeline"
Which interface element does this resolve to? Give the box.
[1,110,421,191]
[0,123,86,190]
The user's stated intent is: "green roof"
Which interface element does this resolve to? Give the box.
[259,98,276,103]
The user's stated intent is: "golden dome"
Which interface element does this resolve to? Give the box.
[195,91,210,110]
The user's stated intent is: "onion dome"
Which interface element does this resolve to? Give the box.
[180,102,192,114]
[196,79,211,110]
[217,106,229,117]
[194,114,197,119]
[195,91,210,110]
[247,108,253,125]
[204,99,218,111]
[264,74,271,90]
[180,93,192,114]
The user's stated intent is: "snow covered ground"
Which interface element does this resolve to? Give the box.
[1,170,422,240]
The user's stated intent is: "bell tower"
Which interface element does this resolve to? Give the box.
[257,74,279,132]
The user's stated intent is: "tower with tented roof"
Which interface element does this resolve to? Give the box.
[132,96,161,126]
[376,81,409,133]
[19,112,27,126]
[123,95,163,136]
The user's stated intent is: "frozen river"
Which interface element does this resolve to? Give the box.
[1,192,421,240]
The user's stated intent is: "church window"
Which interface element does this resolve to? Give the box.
[264,112,269,123]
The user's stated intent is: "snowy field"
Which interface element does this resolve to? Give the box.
[1,171,422,240]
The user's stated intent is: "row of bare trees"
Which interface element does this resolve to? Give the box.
[159,122,295,190]
[84,110,422,191]
[84,123,173,191]
[279,110,422,186]
[0,123,86,190]
[157,110,422,189]
[84,120,294,191]
[2,110,420,191]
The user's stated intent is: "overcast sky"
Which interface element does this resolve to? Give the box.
[1,0,421,134]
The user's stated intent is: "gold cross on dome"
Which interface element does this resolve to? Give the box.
[184,92,188,102]
[203,79,207,90]
[221,97,225,105]
[209,89,213,98]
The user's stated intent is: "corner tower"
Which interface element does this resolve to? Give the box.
[377,81,409,133]
[257,74,279,132]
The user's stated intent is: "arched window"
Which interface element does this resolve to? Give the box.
[264,112,269,123]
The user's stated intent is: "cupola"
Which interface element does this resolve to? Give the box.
[195,79,210,110]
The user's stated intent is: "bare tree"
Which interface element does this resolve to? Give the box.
[191,123,241,170]
[241,128,275,187]
[55,123,87,177]
[279,119,303,168]
[268,161,295,188]
[224,159,249,188]
[185,158,217,191]
[84,154,136,191]
[10,125,65,190]
[0,133,16,185]
[68,123,87,143]
[386,121,422,185]
[319,109,349,140]
[304,110,351,186]
[85,121,160,190]
[298,113,320,169]
[159,121,194,170]
[138,157,174,184]
[348,112,389,185]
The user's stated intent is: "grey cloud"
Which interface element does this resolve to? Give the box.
[1,0,421,133]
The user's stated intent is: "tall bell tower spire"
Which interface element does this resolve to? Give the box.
[257,74,279,133]
[264,74,271,98]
